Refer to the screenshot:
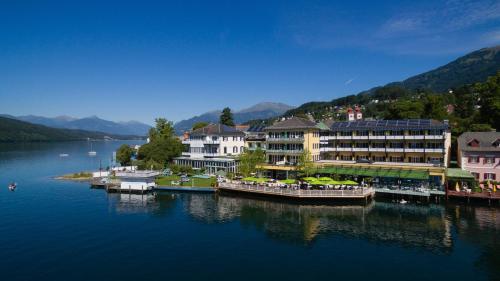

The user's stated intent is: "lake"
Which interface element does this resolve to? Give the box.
[0,141,499,281]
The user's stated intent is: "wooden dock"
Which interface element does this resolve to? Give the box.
[217,183,374,201]
[447,190,500,204]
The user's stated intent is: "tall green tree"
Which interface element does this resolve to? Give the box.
[475,72,500,130]
[136,118,183,169]
[116,144,134,166]
[220,107,235,126]
[238,148,266,177]
[296,149,315,177]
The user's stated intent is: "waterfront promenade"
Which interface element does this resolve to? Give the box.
[217,182,374,200]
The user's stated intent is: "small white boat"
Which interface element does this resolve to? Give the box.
[88,141,97,156]
[8,182,16,191]
[400,199,408,204]
[59,153,69,157]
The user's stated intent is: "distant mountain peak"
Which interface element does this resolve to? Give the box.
[173,101,294,134]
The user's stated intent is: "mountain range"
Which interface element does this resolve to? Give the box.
[173,102,294,134]
[274,45,500,121]
[0,116,141,142]
[0,114,152,136]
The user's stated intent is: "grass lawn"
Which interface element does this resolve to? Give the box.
[156,175,216,188]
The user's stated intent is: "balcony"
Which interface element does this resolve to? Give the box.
[352,147,369,152]
[266,149,303,154]
[267,137,304,143]
[369,135,386,140]
[425,148,444,153]
[405,148,425,153]
[336,147,352,152]
[425,135,445,140]
[405,135,425,140]
[352,135,369,140]
[386,148,404,152]
[369,148,386,152]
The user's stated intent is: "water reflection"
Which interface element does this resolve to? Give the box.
[110,191,457,252]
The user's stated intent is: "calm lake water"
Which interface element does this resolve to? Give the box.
[0,141,499,281]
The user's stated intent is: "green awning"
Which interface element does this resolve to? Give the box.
[315,166,429,180]
[446,168,475,179]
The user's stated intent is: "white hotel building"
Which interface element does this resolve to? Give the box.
[174,124,245,174]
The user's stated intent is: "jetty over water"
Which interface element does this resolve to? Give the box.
[217,182,374,201]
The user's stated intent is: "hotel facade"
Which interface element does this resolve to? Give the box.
[174,124,245,174]
[457,132,500,183]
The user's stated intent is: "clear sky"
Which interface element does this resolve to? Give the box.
[1,0,499,125]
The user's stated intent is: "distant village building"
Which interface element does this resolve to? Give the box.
[347,106,363,121]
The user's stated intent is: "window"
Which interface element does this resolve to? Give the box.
[484,173,496,180]
[224,147,227,154]
[493,139,500,147]
[408,142,424,148]
[389,156,403,162]
[471,172,479,180]
[372,130,386,136]
[484,157,495,164]
[389,130,404,136]
[355,142,369,148]
[356,130,369,136]
[409,130,424,136]
[240,146,244,153]
[373,156,385,162]
[371,142,385,148]
[409,157,424,163]
[223,137,228,141]
[468,139,479,147]
[468,156,479,163]
[340,131,352,136]
[233,146,238,153]
[340,155,352,161]
[389,142,404,148]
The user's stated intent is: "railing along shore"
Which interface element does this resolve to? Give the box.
[218,183,374,198]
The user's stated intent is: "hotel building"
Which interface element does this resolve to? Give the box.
[174,124,245,174]
[263,117,322,165]
[457,132,500,183]
[319,119,451,166]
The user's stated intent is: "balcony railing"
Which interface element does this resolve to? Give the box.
[267,137,304,142]
[266,149,303,154]
[218,183,374,198]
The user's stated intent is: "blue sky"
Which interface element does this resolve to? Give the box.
[1,0,499,125]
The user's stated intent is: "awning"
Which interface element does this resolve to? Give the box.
[446,168,475,179]
[316,166,429,180]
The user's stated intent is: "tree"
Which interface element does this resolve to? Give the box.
[296,149,315,177]
[385,99,424,119]
[238,148,266,177]
[192,122,209,130]
[423,94,447,120]
[116,144,134,166]
[475,72,500,130]
[220,107,235,126]
[136,118,183,169]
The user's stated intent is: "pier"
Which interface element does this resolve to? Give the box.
[217,182,374,201]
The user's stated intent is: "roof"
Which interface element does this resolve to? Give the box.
[264,117,318,131]
[329,119,448,131]
[446,168,475,179]
[315,122,331,131]
[247,124,266,133]
[190,124,245,136]
[458,131,500,152]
